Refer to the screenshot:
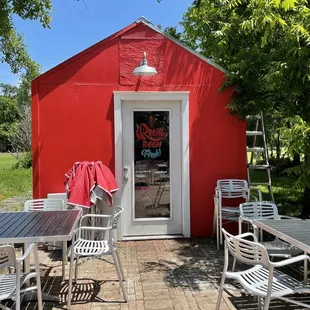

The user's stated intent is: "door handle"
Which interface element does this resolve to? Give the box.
[123,166,129,181]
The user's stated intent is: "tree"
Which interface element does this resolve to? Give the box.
[9,104,31,153]
[0,83,18,151]
[181,0,310,215]
[0,0,52,74]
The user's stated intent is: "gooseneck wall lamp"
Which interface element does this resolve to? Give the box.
[132,52,158,76]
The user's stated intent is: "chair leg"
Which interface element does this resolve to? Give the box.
[215,273,226,310]
[115,249,125,281]
[212,204,216,237]
[219,212,223,246]
[33,245,43,310]
[216,209,220,251]
[67,249,75,309]
[111,250,127,302]
[232,258,236,272]
[263,295,271,310]
[75,256,79,282]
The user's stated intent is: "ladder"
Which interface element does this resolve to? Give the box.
[246,112,275,202]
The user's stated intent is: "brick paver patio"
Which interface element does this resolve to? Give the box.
[4,238,310,309]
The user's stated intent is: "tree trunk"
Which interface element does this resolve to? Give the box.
[276,130,281,161]
[293,152,301,165]
[301,186,310,219]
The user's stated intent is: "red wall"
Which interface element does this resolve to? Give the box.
[32,23,246,237]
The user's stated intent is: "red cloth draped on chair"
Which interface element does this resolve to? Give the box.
[65,161,118,208]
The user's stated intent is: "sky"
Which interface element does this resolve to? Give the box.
[0,0,193,85]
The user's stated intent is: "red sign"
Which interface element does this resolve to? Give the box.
[136,123,167,149]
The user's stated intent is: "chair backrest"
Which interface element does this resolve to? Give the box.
[222,229,270,267]
[216,179,249,199]
[24,199,64,212]
[47,193,68,208]
[0,245,16,270]
[239,202,279,220]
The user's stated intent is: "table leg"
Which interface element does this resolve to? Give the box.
[23,242,30,273]
[62,241,67,282]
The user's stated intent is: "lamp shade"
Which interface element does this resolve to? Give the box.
[132,52,157,76]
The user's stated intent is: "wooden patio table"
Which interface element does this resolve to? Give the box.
[253,218,310,283]
[0,209,81,280]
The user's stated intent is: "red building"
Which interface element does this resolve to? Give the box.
[31,17,246,239]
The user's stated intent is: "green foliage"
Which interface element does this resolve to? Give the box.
[182,0,310,119]
[280,115,310,187]
[182,0,310,202]
[12,151,32,169]
[0,84,18,149]
[0,0,51,74]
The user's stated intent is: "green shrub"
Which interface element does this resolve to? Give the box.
[12,152,32,169]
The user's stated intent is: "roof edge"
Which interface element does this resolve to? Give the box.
[32,21,138,83]
[33,16,227,83]
[135,17,227,74]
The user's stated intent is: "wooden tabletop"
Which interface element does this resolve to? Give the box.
[0,209,81,244]
[253,219,310,254]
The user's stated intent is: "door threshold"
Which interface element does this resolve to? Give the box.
[122,235,185,241]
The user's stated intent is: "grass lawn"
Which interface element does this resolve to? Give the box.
[0,153,32,201]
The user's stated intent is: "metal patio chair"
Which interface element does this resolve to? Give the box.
[216,229,310,310]
[67,206,127,309]
[238,201,302,258]
[213,179,262,250]
[0,244,42,310]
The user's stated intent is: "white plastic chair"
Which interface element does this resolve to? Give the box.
[216,229,310,310]
[24,198,67,280]
[213,179,262,250]
[0,244,42,310]
[239,202,302,257]
[24,198,64,211]
[67,206,127,309]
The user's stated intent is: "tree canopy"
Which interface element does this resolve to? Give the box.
[0,0,51,75]
[182,0,310,119]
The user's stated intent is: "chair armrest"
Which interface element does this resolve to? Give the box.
[79,213,112,226]
[75,226,112,233]
[81,214,112,220]
[249,187,262,202]
[271,254,310,268]
[236,232,258,242]
[16,243,37,263]
[239,217,253,224]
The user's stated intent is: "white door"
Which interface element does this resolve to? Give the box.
[122,101,182,237]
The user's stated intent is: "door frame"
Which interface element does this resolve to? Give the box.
[113,91,190,240]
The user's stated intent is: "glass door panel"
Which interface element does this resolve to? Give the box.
[133,111,170,219]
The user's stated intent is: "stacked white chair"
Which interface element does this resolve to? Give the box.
[0,244,42,310]
[67,206,126,309]
[216,229,310,310]
[213,179,262,250]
